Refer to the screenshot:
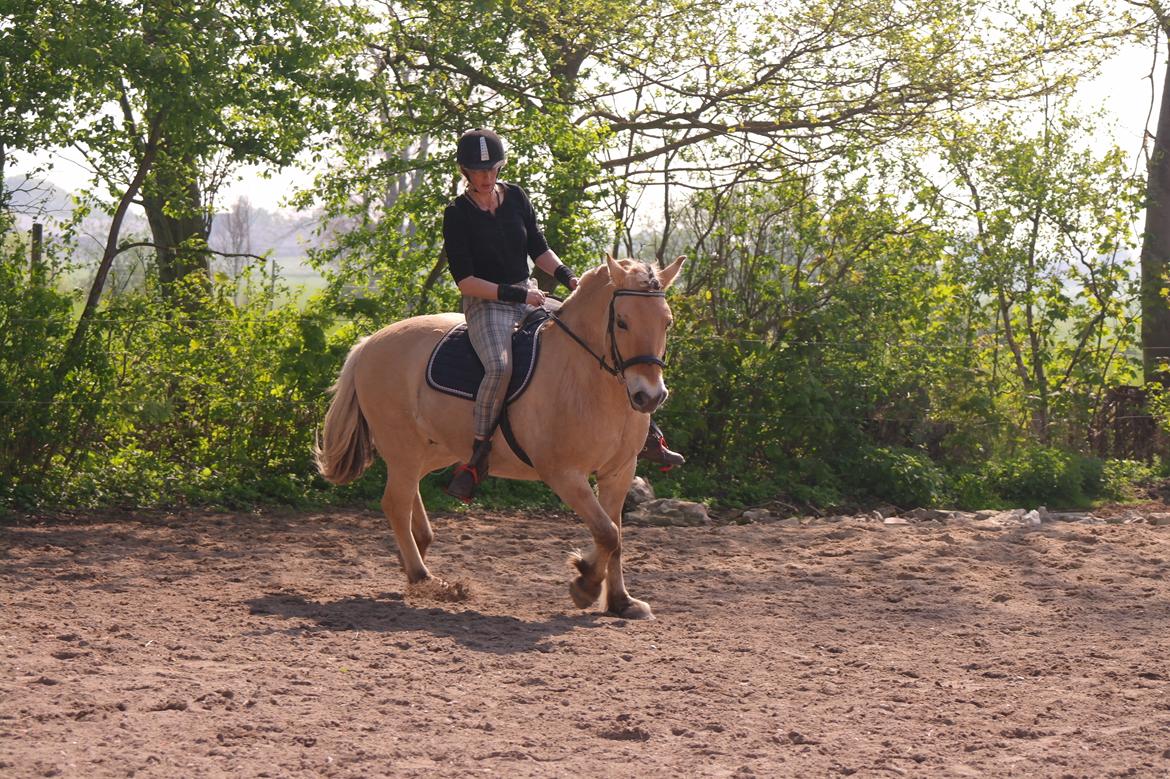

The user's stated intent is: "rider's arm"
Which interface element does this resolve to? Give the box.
[532,250,561,277]
[534,250,578,291]
[456,276,503,300]
[518,187,576,291]
[443,204,476,286]
[458,276,545,306]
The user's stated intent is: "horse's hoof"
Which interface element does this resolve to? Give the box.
[407,576,470,603]
[569,576,601,609]
[610,597,655,620]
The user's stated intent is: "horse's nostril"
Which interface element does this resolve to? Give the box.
[633,391,648,408]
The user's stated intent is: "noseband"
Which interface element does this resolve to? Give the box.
[551,289,667,382]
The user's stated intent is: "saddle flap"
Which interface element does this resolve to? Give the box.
[425,309,551,403]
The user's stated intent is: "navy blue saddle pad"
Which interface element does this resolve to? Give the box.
[426,308,552,403]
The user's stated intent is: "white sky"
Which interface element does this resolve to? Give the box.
[13,39,1165,215]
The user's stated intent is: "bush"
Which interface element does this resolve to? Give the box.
[0,237,114,509]
[950,469,1001,510]
[983,446,1098,508]
[0,259,355,510]
[849,446,948,508]
[1100,458,1160,503]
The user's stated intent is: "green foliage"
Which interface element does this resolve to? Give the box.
[982,446,1099,509]
[1,0,1156,516]
[1099,458,1160,503]
[2,0,369,297]
[0,247,346,509]
[0,224,129,507]
[925,106,1143,449]
[849,447,949,509]
[950,470,1002,511]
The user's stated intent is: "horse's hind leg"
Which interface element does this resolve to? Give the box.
[381,463,431,583]
[596,460,654,620]
[411,489,434,560]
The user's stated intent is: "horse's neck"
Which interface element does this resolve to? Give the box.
[554,283,609,348]
[542,332,633,423]
[546,284,632,414]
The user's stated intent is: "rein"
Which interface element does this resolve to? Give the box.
[550,289,667,382]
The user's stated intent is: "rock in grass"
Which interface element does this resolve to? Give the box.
[624,477,656,511]
[741,508,774,523]
[625,498,710,527]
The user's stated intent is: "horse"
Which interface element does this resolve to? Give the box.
[314,254,685,620]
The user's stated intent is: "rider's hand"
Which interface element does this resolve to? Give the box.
[568,277,579,291]
[526,288,546,307]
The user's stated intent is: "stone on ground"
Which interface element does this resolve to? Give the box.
[624,476,656,511]
[625,498,710,527]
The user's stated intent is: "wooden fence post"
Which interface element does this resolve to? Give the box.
[30,222,43,283]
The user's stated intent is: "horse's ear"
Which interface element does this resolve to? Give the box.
[605,253,626,285]
[659,255,686,289]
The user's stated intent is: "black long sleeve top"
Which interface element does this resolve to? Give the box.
[443,183,550,285]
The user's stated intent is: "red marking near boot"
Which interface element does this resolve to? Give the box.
[451,464,481,503]
[658,435,674,472]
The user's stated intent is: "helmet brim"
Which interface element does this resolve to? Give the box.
[460,160,505,171]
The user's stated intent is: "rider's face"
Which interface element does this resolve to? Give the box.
[462,165,501,193]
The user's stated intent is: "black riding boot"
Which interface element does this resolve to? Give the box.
[639,420,685,467]
[446,438,492,502]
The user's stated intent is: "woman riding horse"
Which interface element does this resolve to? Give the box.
[315,253,686,618]
[443,129,683,501]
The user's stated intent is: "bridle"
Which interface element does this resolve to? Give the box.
[550,288,668,383]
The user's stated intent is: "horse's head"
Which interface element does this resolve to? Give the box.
[603,254,686,414]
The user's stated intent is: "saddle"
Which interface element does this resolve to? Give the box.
[425,305,554,404]
[426,302,561,468]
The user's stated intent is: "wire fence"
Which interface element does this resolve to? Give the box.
[4,309,1161,461]
[3,314,1159,353]
[0,395,1156,428]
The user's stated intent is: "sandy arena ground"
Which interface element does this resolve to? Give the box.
[3,507,1170,777]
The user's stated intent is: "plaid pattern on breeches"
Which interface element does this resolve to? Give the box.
[462,295,533,438]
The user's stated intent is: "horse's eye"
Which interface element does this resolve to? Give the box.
[616,318,629,331]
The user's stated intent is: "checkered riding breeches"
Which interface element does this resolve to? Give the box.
[462,294,534,439]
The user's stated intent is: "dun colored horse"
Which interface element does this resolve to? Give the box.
[315,255,685,619]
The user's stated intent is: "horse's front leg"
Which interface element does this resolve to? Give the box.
[596,459,654,620]
[542,470,620,610]
[411,488,434,560]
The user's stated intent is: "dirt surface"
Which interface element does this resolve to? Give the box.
[3,507,1170,777]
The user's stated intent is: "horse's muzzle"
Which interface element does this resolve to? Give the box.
[630,387,668,414]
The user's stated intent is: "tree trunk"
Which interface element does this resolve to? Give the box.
[142,155,212,302]
[61,132,160,371]
[1141,55,1170,385]
[0,141,7,212]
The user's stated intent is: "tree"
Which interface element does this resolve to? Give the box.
[0,0,367,483]
[1131,1,1170,384]
[4,0,366,306]
[222,195,255,279]
[931,106,1141,444]
[0,1,99,207]
[308,0,1133,316]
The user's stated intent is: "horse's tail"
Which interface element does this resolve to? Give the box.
[314,337,374,485]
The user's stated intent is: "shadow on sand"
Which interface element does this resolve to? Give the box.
[245,590,610,655]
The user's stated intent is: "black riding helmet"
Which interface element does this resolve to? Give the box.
[456,129,506,170]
